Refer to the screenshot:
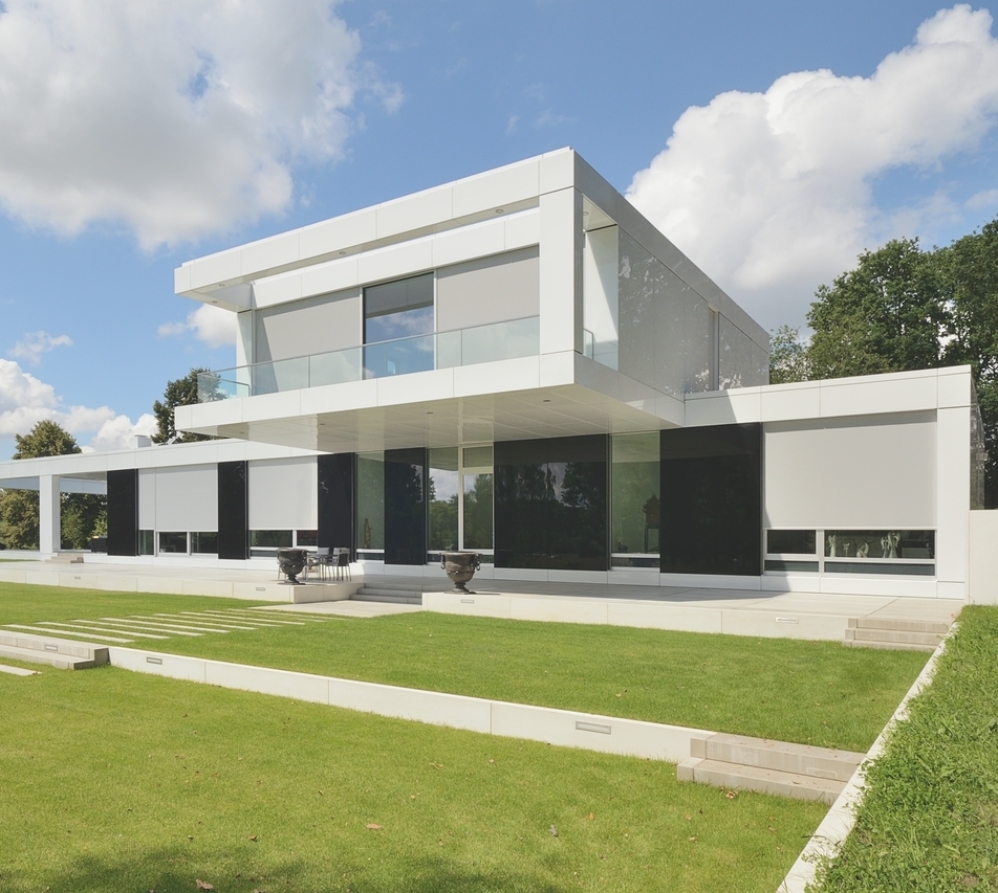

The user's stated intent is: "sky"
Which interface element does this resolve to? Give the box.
[1,0,997,459]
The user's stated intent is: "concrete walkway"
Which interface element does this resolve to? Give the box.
[0,559,962,641]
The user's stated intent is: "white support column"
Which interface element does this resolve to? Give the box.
[936,405,971,599]
[538,187,584,356]
[38,475,61,556]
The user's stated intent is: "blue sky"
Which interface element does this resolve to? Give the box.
[1,0,997,458]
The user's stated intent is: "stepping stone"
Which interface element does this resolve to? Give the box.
[0,663,38,676]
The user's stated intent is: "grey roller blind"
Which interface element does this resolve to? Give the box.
[436,246,539,333]
[764,412,936,529]
[256,287,362,362]
[248,458,318,529]
[154,465,218,531]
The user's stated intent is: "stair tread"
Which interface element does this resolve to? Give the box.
[688,759,846,803]
[843,639,935,652]
[0,630,109,660]
[0,643,99,670]
[701,733,864,781]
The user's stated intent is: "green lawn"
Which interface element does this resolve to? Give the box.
[0,664,826,893]
[812,605,998,892]
[0,583,928,751]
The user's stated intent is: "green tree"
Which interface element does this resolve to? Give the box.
[768,325,809,384]
[942,217,998,506]
[152,368,214,445]
[806,238,949,380]
[0,420,106,550]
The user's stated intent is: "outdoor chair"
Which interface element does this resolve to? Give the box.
[305,546,330,581]
[332,548,352,581]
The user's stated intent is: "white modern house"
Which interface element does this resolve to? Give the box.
[0,149,992,602]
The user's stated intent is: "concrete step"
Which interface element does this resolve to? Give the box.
[0,630,110,663]
[692,733,864,783]
[352,589,423,605]
[848,617,950,634]
[845,627,943,647]
[361,580,429,592]
[843,639,936,653]
[677,757,845,804]
[0,631,108,670]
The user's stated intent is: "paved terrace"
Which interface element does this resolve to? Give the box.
[0,558,961,641]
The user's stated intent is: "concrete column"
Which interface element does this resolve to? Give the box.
[38,475,61,556]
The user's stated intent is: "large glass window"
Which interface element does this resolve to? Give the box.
[428,445,493,554]
[429,448,459,551]
[191,532,218,554]
[158,531,188,554]
[610,433,660,565]
[356,452,385,556]
[364,274,434,377]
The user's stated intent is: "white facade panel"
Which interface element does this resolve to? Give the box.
[764,413,937,529]
[155,465,218,531]
[248,458,317,530]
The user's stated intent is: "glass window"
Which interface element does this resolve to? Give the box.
[249,530,293,548]
[364,274,434,343]
[139,530,154,556]
[356,452,385,552]
[462,472,493,550]
[824,530,934,560]
[429,448,459,551]
[767,530,816,555]
[191,532,218,554]
[611,432,660,556]
[296,530,318,548]
[158,531,188,554]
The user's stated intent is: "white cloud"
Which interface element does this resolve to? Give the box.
[0,357,154,455]
[158,303,237,348]
[8,331,73,366]
[626,4,998,328]
[0,0,399,249]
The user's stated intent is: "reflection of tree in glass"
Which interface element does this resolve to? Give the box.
[463,474,493,549]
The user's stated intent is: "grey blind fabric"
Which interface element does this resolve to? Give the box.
[248,458,318,529]
[764,412,936,529]
[436,246,539,333]
[154,465,218,531]
[256,287,362,362]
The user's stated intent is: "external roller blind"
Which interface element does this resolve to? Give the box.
[764,412,936,529]
[248,458,318,530]
[436,246,539,333]
[154,465,218,531]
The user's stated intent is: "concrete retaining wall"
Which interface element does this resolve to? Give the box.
[108,646,714,762]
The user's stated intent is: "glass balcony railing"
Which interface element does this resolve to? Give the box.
[198,315,541,402]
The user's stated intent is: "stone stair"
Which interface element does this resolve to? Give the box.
[0,630,109,670]
[843,617,948,652]
[677,733,865,804]
[351,580,424,605]
[43,552,84,564]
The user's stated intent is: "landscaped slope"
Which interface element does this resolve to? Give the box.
[812,606,998,892]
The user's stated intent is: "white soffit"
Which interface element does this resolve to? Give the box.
[183,385,676,453]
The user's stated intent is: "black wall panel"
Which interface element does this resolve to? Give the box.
[318,453,355,556]
[106,468,138,557]
[217,460,249,560]
[659,423,762,576]
[384,448,426,565]
[495,435,608,571]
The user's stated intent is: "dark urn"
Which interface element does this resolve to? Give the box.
[277,548,308,584]
[440,551,482,593]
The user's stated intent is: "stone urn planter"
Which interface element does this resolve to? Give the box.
[277,548,308,584]
[440,551,482,593]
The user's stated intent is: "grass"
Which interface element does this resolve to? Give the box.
[0,583,928,751]
[811,605,998,892]
[0,663,827,893]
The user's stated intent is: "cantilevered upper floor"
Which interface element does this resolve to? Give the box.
[174,149,768,453]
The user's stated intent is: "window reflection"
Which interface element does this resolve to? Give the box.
[611,432,660,558]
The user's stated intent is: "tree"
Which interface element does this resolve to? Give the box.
[768,325,809,384]
[152,368,214,445]
[806,238,948,380]
[0,421,106,550]
[780,218,998,505]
